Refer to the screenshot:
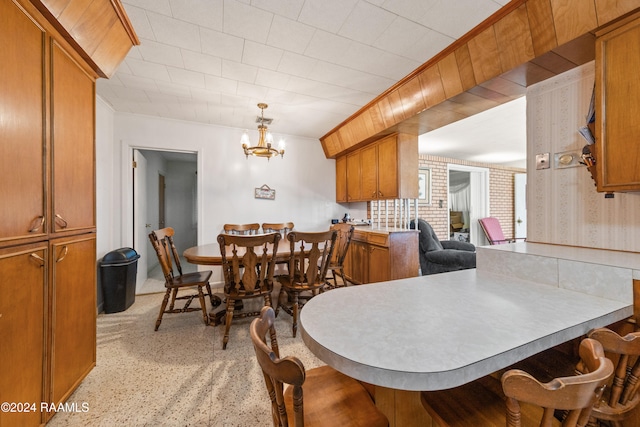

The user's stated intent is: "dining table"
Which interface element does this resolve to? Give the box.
[183,238,303,324]
[183,240,293,266]
[298,268,633,427]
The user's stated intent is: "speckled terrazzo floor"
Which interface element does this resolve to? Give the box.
[47,286,324,427]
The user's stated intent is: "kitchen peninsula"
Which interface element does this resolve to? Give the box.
[300,242,639,426]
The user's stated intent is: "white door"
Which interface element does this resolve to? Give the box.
[133,149,148,292]
[514,173,527,239]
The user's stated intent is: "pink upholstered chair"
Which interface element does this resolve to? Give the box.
[478,217,525,245]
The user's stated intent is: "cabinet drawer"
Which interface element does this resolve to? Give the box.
[367,233,389,247]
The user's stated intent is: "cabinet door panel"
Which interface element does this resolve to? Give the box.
[51,43,96,233]
[336,155,347,202]
[346,152,362,202]
[597,17,640,191]
[349,241,368,284]
[361,145,378,200]
[0,244,47,427]
[0,1,46,243]
[368,245,390,283]
[377,136,398,199]
[50,235,96,406]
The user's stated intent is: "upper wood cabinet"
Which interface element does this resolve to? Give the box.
[336,155,347,203]
[0,1,98,248]
[346,151,363,202]
[594,13,640,193]
[52,42,96,234]
[337,133,418,202]
[0,1,47,245]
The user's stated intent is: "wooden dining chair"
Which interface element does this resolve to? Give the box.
[148,227,218,330]
[250,306,389,427]
[421,338,614,427]
[325,223,354,288]
[217,232,281,349]
[275,230,337,337]
[583,327,640,427]
[262,222,294,236]
[223,223,260,235]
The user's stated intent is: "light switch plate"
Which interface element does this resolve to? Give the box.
[536,153,550,170]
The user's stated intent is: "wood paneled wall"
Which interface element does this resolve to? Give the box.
[320,0,640,159]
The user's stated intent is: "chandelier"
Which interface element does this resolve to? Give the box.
[241,103,285,160]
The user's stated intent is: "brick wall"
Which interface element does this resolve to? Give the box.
[368,155,524,242]
[418,155,524,240]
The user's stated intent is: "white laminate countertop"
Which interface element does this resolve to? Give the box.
[480,242,640,271]
[299,269,632,392]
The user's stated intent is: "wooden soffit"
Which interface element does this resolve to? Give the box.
[29,0,139,78]
[320,0,640,159]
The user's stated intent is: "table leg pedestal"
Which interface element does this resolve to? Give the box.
[375,386,433,427]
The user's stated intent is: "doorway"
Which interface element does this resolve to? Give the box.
[132,149,198,294]
[447,165,490,246]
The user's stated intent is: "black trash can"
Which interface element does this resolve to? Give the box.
[100,247,140,314]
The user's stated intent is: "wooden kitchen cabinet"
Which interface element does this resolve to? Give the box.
[0,243,48,427]
[368,243,390,284]
[336,155,347,202]
[361,144,379,200]
[0,0,47,245]
[344,229,419,284]
[0,1,135,425]
[594,12,640,193]
[51,42,97,235]
[49,235,97,414]
[336,133,417,202]
[346,151,363,202]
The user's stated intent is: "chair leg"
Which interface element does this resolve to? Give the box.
[332,269,339,287]
[292,292,299,338]
[338,267,349,286]
[222,298,235,350]
[155,289,171,331]
[264,292,272,308]
[169,288,178,311]
[197,285,209,326]
[275,287,285,317]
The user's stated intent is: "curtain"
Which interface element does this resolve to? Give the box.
[449,182,470,228]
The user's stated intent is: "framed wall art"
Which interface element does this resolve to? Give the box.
[418,168,431,205]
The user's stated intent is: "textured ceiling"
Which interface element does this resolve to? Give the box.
[97,0,525,166]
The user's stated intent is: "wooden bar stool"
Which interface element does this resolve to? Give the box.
[421,338,614,427]
[250,306,388,427]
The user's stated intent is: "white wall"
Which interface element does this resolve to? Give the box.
[526,62,640,252]
[95,102,347,280]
